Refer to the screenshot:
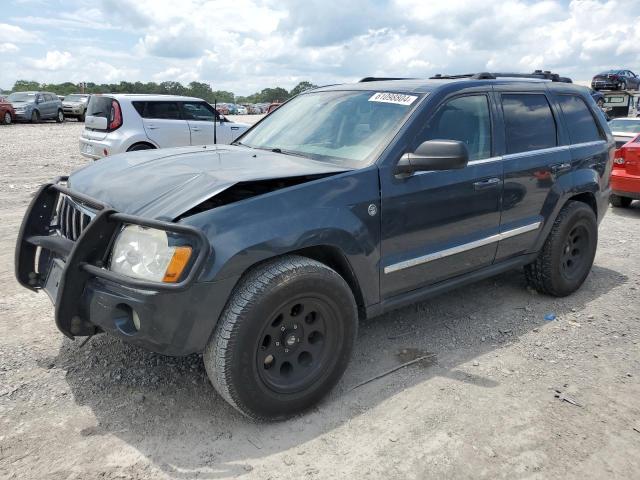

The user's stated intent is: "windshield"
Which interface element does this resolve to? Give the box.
[608,119,640,133]
[239,90,422,166]
[8,92,36,102]
[65,94,88,102]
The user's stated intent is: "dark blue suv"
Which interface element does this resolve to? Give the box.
[16,73,614,419]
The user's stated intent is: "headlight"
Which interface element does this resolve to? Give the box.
[110,225,192,283]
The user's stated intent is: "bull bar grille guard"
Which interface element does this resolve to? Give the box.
[15,177,211,338]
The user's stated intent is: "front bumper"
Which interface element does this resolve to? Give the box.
[15,179,229,355]
[14,111,31,121]
[611,169,640,200]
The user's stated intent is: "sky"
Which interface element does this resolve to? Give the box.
[1,0,640,94]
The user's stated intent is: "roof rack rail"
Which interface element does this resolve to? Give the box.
[359,77,415,82]
[429,70,572,83]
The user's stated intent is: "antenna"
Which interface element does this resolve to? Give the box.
[213,98,217,145]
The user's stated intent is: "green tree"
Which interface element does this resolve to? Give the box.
[289,81,318,97]
[12,80,41,91]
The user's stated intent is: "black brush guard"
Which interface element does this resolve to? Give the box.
[15,178,210,338]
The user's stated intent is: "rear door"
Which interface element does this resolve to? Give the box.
[493,88,572,261]
[379,91,503,298]
[45,94,57,118]
[180,101,231,145]
[136,101,190,148]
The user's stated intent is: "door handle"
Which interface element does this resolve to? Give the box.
[191,127,201,132]
[473,177,501,190]
[230,126,240,130]
[147,124,158,130]
[551,162,571,173]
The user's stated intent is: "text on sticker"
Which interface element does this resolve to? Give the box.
[369,92,418,106]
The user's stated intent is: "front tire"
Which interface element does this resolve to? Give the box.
[3,112,11,125]
[30,110,40,123]
[610,194,633,208]
[204,255,358,420]
[525,201,597,297]
[56,109,64,123]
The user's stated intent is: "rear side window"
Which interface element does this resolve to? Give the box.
[502,94,557,154]
[557,95,603,144]
[419,95,492,161]
[134,101,181,120]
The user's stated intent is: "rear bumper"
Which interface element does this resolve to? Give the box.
[15,180,224,355]
[592,80,620,90]
[79,137,114,159]
[611,169,640,199]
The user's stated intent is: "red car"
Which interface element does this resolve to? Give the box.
[0,97,15,125]
[610,133,640,208]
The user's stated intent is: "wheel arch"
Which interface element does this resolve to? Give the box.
[126,141,157,151]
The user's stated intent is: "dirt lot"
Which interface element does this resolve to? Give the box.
[1,120,639,480]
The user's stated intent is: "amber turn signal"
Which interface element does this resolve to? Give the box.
[162,246,193,283]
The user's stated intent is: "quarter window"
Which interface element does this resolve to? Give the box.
[419,95,492,161]
[502,94,557,154]
[557,95,603,144]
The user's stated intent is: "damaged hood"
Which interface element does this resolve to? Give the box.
[68,145,349,220]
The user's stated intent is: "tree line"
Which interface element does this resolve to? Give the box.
[6,80,318,104]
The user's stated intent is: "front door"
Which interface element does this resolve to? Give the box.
[181,101,231,145]
[379,93,503,298]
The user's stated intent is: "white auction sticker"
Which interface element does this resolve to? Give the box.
[368,92,418,106]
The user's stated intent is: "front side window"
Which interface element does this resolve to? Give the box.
[240,90,422,167]
[417,95,492,161]
[182,102,217,121]
[557,95,603,144]
[502,94,557,154]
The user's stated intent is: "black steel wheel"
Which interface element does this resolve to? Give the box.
[525,201,597,297]
[257,296,339,394]
[204,255,358,420]
[559,224,590,282]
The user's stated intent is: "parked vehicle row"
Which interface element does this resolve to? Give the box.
[80,94,250,159]
[6,91,64,123]
[16,72,613,419]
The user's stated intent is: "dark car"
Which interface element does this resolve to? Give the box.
[16,73,613,420]
[591,69,640,91]
[7,91,64,123]
[0,97,15,124]
[590,88,605,107]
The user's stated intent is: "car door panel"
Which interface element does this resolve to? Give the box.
[140,102,190,148]
[379,92,503,299]
[182,102,231,145]
[493,89,571,261]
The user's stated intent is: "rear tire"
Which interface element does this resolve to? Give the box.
[204,255,358,420]
[31,110,39,123]
[56,109,64,123]
[525,201,597,297]
[610,194,633,208]
[127,143,154,152]
[620,81,627,90]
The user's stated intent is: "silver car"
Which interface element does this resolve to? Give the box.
[62,94,90,121]
[79,94,251,160]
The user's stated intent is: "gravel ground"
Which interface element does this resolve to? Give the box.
[1,120,639,480]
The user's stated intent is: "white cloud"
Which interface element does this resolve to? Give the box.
[0,22,39,43]
[0,43,19,53]
[2,0,640,93]
[25,50,72,70]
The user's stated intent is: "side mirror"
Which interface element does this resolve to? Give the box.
[396,140,469,176]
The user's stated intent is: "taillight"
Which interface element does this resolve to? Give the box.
[108,99,122,131]
[614,149,626,167]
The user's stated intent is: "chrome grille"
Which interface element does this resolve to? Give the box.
[56,194,95,241]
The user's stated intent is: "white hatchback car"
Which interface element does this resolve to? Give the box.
[79,94,250,159]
